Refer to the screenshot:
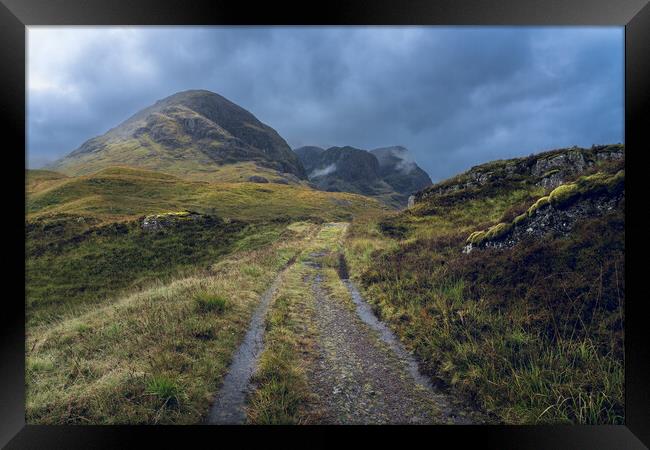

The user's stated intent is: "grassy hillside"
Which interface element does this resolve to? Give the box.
[27,214,267,325]
[27,223,318,424]
[27,167,381,224]
[344,147,625,424]
[26,167,383,325]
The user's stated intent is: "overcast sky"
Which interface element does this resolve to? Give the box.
[27,26,624,182]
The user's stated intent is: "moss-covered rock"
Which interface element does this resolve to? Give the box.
[485,222,513,241]
[465,169,624,250]
[513,213,528,226]
[548,183,581,206]
[547,170,625,209]
[467,230,487,245]
[527,196,550,216]
[467,222,512,246]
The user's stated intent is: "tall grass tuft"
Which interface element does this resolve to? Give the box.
[194,292,228,313]
[146,375,180,406]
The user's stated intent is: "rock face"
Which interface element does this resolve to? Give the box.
[311,146,381,187]
[531,146,623,190]
[142,211,207,231]
[463,168,624,254]
[294,145,431,208]
[294,146,326,174]
[50,90,307,181]
[464,192,623,253]
[407,195,415,209]
[414,145,624,206]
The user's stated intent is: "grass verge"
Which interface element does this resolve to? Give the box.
[246,263,315,424]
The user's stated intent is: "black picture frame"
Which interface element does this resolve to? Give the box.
[2,0,648,447]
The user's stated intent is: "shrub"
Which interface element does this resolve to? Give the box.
[194,292,228,313]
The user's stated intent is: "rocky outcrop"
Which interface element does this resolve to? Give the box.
[142,211,205,231]
[464,193,622,253]
[247,175,269,183]
[415,145,624,206]
[532,145,623,190]
[463,169,624,253]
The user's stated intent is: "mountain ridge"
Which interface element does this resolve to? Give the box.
[294,144,432,208]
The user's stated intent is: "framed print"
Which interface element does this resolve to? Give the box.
[1,0,649,447]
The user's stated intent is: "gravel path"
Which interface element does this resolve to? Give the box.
[303,250,477,424]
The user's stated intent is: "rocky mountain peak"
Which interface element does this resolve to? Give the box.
[51,89,307,181]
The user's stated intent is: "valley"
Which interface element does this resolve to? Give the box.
[25,89,625,425]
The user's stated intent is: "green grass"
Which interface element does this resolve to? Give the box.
[246,263,314,424]
[26,223,318,424]
[27,166,383,224]
[26,163,378,326]
[25,214,279,325]
[194,292,228,313]
[146,375,181,406]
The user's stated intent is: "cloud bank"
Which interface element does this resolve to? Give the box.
[27,26,624,182]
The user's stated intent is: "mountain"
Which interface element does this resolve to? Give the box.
[293,145,432,208]
[48,90,307,183]
[370,146,433,196]
[293,146,325,173]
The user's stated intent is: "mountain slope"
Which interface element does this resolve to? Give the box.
[344,143,625,424]
[48,90,307,182]
[294,145,432,208]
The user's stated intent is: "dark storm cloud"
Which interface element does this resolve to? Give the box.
[28,26,623,181]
